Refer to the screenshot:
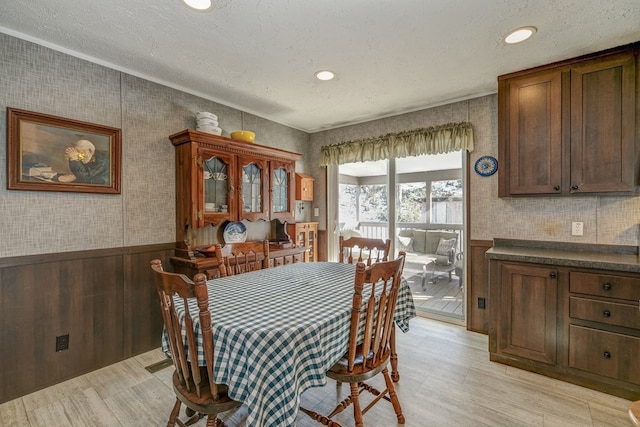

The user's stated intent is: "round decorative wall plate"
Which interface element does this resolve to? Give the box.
[223,221,247,243]
[474,156,498,176]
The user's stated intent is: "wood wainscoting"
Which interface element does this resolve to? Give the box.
[0,243,174,404]
[467,239,493,334]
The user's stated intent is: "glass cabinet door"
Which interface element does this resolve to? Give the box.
[270,160,295,223]
[242,163,261,211]
[272,167,288,214]
[199,149,235,226]
[239,157,268,221]
[203,156,229,212]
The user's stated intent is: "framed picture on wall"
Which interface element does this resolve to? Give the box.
[6,108,121,194]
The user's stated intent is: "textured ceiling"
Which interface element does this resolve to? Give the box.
[1,0,639,132]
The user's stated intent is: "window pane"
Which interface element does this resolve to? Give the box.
[339,184,359,227]
[431,179,462,224]
[397,182,426,223]
[358,184,387,222]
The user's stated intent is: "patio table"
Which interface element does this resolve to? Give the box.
[162,262,415,427]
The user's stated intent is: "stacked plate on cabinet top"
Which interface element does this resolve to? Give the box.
[196,111,222,135]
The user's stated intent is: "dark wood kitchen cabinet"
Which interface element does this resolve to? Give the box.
[568,271,640,386]
[498,42,639,197]
[494,262,558,365]
[488,240,640,400]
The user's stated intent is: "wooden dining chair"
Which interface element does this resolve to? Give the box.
[150,259,241,427]
[301,252,407,427]
[630,400,640,425]
[339,236,391,265]
[214,239,270,277]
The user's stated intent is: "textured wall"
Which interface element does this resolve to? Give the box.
[1,32,638,258]
[468,95,640,246]
[310,95,640,247]
[0,34,309,257]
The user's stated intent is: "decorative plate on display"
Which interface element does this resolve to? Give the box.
[474,156,498,177]
[223,221,247,243]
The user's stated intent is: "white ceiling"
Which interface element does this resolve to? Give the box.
[1,1,639,133]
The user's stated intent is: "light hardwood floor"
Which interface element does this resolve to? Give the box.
[0,317,632,426]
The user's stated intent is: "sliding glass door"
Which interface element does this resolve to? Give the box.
[337,152,465,323]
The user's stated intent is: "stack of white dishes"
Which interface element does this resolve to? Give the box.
[196,111,222,135]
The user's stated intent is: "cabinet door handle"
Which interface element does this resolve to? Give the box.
[549,272,557,279]
[571,184,579,191]
[603,310,611,317]
[603,351,612,359]
[602,283,612,291]
[554,185,560,191]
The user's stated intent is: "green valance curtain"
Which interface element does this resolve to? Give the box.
[319,121,474,166]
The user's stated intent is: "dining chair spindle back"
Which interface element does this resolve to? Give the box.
[339,236,391,266]
[150,259,241,427]
[301,252,407,427]
[214,239,270,277]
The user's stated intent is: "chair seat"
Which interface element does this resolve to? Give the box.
[172,371,240,414]
[327,346,390,382]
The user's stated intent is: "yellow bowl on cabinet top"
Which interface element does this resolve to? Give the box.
[230,130,256,143]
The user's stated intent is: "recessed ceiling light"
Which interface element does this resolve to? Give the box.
[315,70,335,81]
[182,0,212,11]
[505,26,537,44]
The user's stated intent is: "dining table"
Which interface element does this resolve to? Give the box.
[162,261,416,427]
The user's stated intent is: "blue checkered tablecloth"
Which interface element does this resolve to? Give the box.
[162,262,416,427]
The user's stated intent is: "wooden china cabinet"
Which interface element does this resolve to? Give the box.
[169,129,301,262]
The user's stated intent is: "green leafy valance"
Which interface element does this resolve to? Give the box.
[320,121,474,166]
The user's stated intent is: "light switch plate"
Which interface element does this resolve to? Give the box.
[314,207,319,217]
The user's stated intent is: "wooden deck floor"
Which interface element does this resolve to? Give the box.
[404,262,464,320]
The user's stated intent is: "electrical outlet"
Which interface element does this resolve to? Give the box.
[572,222,584,236]
[56,334,69,352]
[313,207,319,217]
[477,297,486,310]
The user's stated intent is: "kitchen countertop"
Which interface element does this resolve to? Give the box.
[486,238,640,273]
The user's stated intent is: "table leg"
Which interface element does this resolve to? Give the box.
[390,324,399,382]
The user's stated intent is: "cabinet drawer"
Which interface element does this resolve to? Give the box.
[570,296,640,329]
[570,271,640,300]
[569,325,640,384]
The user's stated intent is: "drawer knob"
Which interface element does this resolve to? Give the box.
[602,283,612,291]
[603,351,612,359]
[549,272,557,279]
[603,310,611,317]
